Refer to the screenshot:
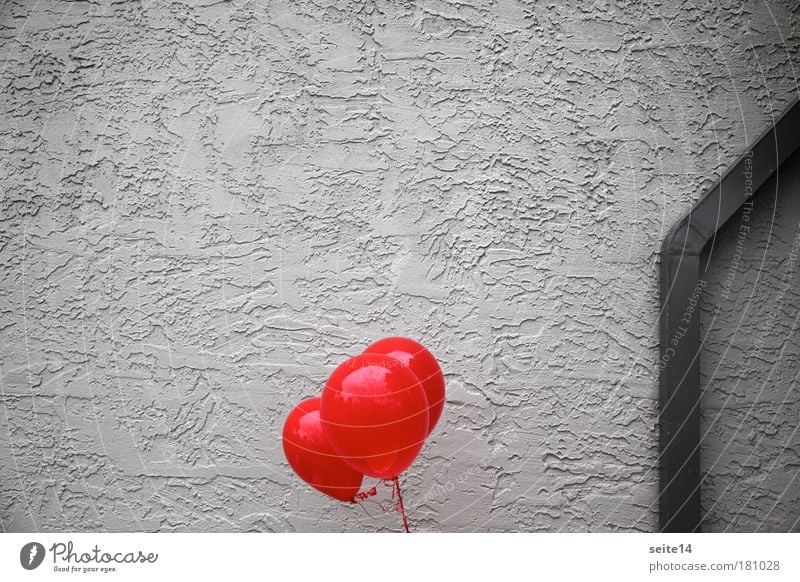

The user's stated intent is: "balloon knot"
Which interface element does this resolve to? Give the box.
[353,485,379,502]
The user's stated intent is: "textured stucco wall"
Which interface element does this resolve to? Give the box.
[1,0,798,532]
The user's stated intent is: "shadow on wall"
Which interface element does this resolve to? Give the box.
[699,149,800,532]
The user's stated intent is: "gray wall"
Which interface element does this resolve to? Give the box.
[1,0,798,532]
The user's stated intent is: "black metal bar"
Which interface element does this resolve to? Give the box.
[659,99,800,532]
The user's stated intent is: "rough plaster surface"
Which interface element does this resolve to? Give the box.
[1,0,798,532]
[699,151,800,533]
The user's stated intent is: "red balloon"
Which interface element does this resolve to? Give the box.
[282,397,363,502]
[364,337,445,435]
[320,353,429,479]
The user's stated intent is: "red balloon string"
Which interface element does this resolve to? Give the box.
[351,479,411,532]
[391,476,411,533]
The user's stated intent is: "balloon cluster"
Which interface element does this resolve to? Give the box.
[282,337,445,510]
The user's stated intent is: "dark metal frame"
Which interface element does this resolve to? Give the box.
[659,99,800,532]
